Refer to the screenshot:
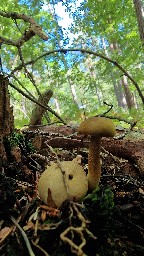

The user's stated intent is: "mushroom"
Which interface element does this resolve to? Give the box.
[38,161,88,208]
[78,116,116,191]
[38,117,115,207]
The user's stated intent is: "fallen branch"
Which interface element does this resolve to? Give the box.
[23,123,144,174]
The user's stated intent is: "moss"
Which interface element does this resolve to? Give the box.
[4,131,35,154]
[83,186,114,215]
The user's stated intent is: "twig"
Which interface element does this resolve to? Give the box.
[98,101,113,116]
[101,146,123,163]
[102,114,136,125]
[10,216,35,256]
[8,74,36,99]
[32,239,50,256]
[30,153,49,164]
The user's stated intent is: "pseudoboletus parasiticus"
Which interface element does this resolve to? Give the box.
[38,161,88,208]
[78,116,116,191]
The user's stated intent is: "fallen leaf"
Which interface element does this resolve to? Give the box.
[0,227,13,244]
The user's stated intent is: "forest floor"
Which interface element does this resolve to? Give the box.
[0,126,144,256]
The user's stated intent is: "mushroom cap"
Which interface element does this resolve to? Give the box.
[38,161,88,208]
[78,117,116,137]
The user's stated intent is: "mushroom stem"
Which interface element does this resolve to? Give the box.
[87,136,101,191]
[78,116,116,191]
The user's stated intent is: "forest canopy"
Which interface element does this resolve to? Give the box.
[0,0,144,128]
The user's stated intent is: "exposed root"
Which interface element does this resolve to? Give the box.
[60,202,96,256]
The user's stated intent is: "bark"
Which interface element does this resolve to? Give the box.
[47,138,144,174]
[29,89,53,126]
[86,56,102,104]
[0,75,14,160]
[110,42,136,109]
[115,80,127,108]
[102,38,126,108]
[133,0,144,46]
[121,76,135,109]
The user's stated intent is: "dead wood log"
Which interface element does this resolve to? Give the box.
[0,75,14,160]
[25,124,144,175]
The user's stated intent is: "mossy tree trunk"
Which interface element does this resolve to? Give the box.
[0,75,14,161]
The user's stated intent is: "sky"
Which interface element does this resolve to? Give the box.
[42,1,83,45]
[42,2,74,29]
[54,2,73,29]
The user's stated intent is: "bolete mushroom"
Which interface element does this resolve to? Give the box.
[78,116,116,191]
[38,161,88,208]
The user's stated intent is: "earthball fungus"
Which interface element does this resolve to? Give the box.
[78,116,116,191]
[38,161,88,208]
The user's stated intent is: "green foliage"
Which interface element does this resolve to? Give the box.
[7,132,24,147]
[0,0,143,128]
[6,131,35,153]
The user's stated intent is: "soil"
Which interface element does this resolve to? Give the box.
[0,128,144,256]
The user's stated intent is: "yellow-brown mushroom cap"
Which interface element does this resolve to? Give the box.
[78,116,116,137]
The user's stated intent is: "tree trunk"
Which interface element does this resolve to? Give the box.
[0,75,14,161]
[121,76,135,109]
[111,74,127,108]
[110,42,136,109]
[133,0,144,46]
[102,38,127,108]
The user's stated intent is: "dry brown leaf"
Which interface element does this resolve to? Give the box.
[0,227,13,244]
[23,221,34,231]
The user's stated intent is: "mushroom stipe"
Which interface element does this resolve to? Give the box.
[78,116,116,190]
